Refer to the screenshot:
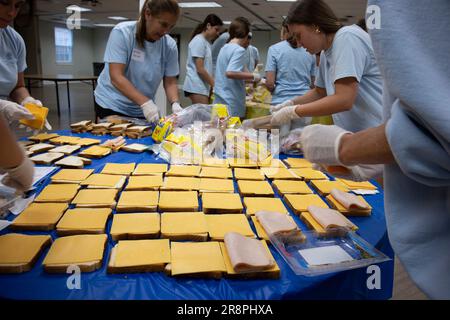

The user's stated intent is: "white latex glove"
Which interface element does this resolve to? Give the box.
[314,163,384,182]
[1,155,35,192]
[252,73,262,83]
[301,124,351,166]
[172,102,183,114]
[0,99,34,122]
[270,99,294,113]
[271,105,300,126]
[141,100,160,123]
[21,96,43,107]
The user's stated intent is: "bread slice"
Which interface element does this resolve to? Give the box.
[55,156,92,169]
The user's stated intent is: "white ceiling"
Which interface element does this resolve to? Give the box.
[34,0,368,30]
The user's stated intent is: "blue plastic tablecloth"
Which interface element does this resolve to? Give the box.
[0,130,394,300]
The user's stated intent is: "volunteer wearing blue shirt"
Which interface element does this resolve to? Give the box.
[211,31,229,75]
[299,0,450,299]
[213,17,261,118]
[0,0,40,123]
[245,42,260,72]
[94,0,182,122]
[183,14,223,105]
[271,0,383,133]
[266,21,316,129]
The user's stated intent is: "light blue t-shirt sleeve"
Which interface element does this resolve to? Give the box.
[227,48,246,72]
[190,36,206,59]
[104,28,130,64]
[265,46,277,72]
[332,33,367,82]
[164,39,180,77]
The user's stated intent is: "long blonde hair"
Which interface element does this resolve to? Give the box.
[136,0,180,47]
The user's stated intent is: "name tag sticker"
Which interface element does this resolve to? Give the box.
[132,49,145,62]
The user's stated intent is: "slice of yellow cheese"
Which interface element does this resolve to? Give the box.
[233,168,265,181]
[336,178,378,190]
[81,174,126,189]
[170,241,226,276]
[199,178,235,193]
[112,239,171,268]
[162,177,201,191]
[110,213,160,238]
[125,175,163,190]
[199,167,233,179]
[101,163,136,175]
[0,234,52,265]
[206,214,255,240]
[79,145,111,157]
[243,197,288,215]
[51,169,94,183]
[117,191,159,209]
[237,180,274,197]
[284,194,329,213]
[284,158,313,169]
[19,103,49,130]
[261,167,300,180]
[166,165,201,177]
[290,168,329,181]
[71,189,118,207]
[158,191,198,211]
[12,203,68,228]
[43,234,107,265]
[133,163,168,175]
[35,184,80,203]
[311,180,349,195]
[161,212,208,235]
[202,193,243,212]
[56,208,112,232]
[272,180,313,195]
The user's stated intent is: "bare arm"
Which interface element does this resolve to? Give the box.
[295,77,358,117]
[9,73,31,104]
[292,86,327,105]
[163,76,180,104]
[0,115,24,169]
[339,124,396,165]
[226,71,255,81]
[195,58,214,88]
[109,63,149,106]
[265,71,276,92]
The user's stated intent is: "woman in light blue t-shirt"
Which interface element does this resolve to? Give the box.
[270,0,383,134]
[0,0,42,124]
[94,0,182,122]
[213,17,261,118]
[183,14,223,105]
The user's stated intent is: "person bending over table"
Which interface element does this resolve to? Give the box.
[213,17,261,119]
[270,0,383,136]
[0,0,42,123]
[300,0,450,299]
[94,0,182,123]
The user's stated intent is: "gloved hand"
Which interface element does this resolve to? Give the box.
[301,124,351,166]
[314,163,384,182]
[172,102,183,114]
[21,96,43,107]
[20,96,52,130]
[271,105,300,126]
[0,99,34,122]
[141,100,160,123]
[270,99,294,113]
[252,73,262,83]
[1,155,35,192]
